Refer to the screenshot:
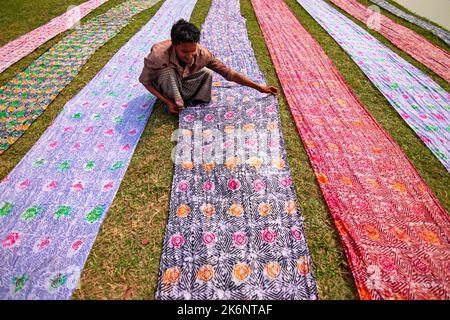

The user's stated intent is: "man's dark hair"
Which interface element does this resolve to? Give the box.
[170,19,200,44]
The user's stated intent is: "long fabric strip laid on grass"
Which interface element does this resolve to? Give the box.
[251,0,450,300]
[370,0,450,46]
[156,0,318,300]
[296,0,450,171]
[329,0,450,82]
[0,0,197,300]
[0,0,108,74]
[0,0,161,155]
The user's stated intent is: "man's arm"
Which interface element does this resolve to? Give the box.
[142,83,180,115]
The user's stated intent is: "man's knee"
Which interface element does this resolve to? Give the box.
[156,68,179,88]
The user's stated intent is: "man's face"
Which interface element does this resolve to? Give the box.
[174,42,198,65]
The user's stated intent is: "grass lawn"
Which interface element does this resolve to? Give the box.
[0,0,448,300]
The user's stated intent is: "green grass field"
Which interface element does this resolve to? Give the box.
[0,0,448,299]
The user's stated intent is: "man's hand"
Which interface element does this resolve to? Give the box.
[166,101,180,115]
[258,85,279,95]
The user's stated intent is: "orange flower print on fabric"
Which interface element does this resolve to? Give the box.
[224,125,235,134]
[327,143,339,152]
[162,267,181,285]
[267,122,278,131]
[176,204,190,218]
[391,226,409,242]
[420,229,441,246]
[203,162,216,173]
[182,129,192,137]
[197,265,214,282]
[335,219,348,236]
[201,203,216,218]
[305,140,316,149]
[337,98,347,108]
[384,291,406,300]
[181,161,193,171]
[417,182,427,193]
[233,263,251,282]
[284,200,297,215]
[311,118,324,125]
[243,123,255,131]
[227,96,235,104]
[340,176,353,186]
[352,120,364,128]
[371,146,383,154]
[316,172,329,184]
[364,224,380,241]
[259,203,272,217]
[357,285,373,300]
[297,256,310,276]
[225,157,240,170]
[265,262,281,279]
[332,118,343,126]
[271,157,285,170]
[349,144,361,153]
[247,157,263,170]
[415,291,439,300]
[366,178,379,189]
[202,129,212,138]
[228,204,244,217]
[392,182,407,194]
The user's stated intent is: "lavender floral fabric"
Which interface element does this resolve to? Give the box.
[155,0,318,300]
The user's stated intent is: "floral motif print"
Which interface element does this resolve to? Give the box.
[0,0,198,299]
